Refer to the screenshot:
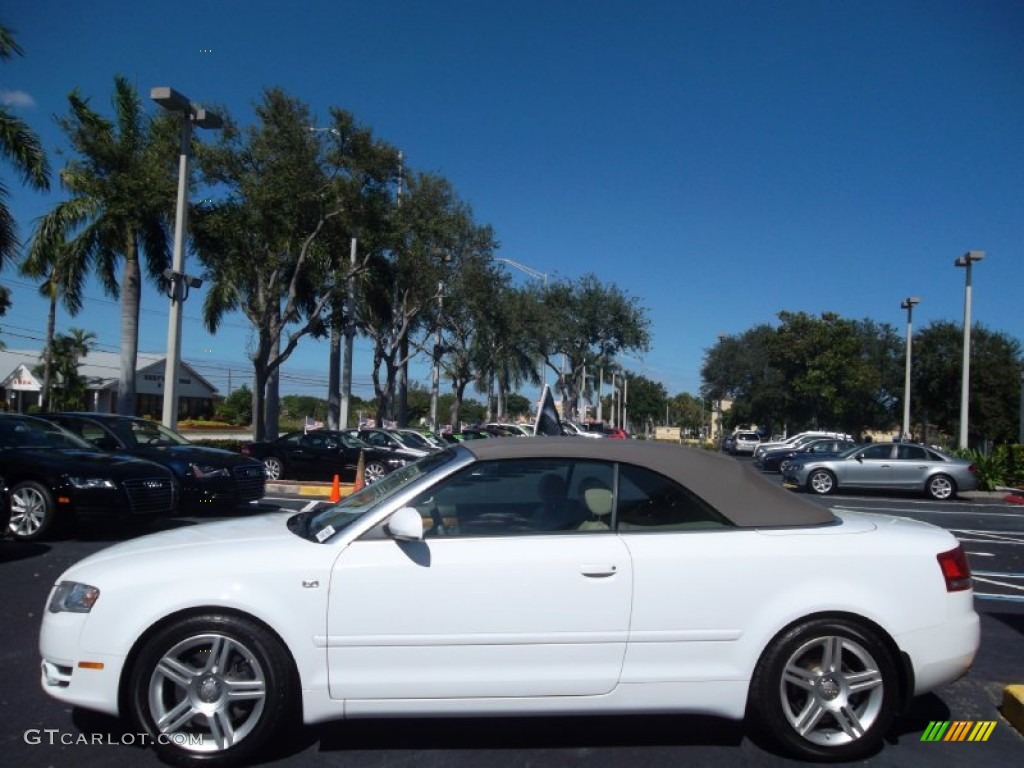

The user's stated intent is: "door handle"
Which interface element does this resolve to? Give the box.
[580,564,618,578]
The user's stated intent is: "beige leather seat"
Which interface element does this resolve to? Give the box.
[577,476,612,531]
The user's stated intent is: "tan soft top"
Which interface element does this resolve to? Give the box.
[459,437,836,528]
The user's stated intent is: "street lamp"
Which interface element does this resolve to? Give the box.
[429,252,452,433]
[900,296,920,441]
[954,250,984,449]
[151,87,221,429]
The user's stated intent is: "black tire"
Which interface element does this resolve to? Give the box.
[364,460,387,484]
[807,469,837,496]
[128,613,295,768]
[748,617,899,762]
[926,473,956,501]
[262,456,284,482]
[8,480,58,541]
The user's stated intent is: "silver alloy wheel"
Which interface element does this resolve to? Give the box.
[262,457,283,481]
[808,470,835,495]
[364,461,386,484]
[10,484,49,539]
[927,474,954,500]
[146,632,267,753]
[778,633,886,747]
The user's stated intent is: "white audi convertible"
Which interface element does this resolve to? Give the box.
[40,437,979,766]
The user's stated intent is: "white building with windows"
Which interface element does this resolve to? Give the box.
[0,349,221,419]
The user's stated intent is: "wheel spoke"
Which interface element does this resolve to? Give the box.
[793,700,828,735]
[156,697,197,733]
[845,667,884,694]
[821,636,843,672]
[208,707,237,749]
[782,663,817,692]
[226,677,266,701]
[155,656,196,688]
[833,703,866,739]
[208,636,230,673]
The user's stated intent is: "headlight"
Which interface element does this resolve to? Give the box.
[67,477,117,489]
[787,464,803,472]
[189,463,230,478]
[48,581,100,613]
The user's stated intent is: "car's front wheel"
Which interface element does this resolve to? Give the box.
[748,617,899,761]
[128,613,295,768]
[926,473,956,501]
[807,469,837,495]
[9,480,57,541]
[262,456,284,481]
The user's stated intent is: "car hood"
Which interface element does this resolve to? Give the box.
[61,512,308,575]
[133,445,261,467]
[13,448,170,477]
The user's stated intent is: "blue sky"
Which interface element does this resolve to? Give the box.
[2,0,1022,402]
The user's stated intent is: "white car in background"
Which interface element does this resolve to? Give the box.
[40,438,979,767]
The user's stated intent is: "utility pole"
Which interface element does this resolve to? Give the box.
[340,237,356,429]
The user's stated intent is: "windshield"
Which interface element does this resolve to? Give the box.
[109,419,192,448]
[304,448,460,542]
[0,417,94,449]
[398,430,433,450]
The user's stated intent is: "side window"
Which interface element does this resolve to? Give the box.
[408,458,614,537]
[616,464,731,531]
[859,444,893,460]
[897,445,927,460]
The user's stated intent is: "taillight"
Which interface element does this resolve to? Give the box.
[937,546,972,592]
[967,463,977,474]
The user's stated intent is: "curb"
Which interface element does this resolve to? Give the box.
[265,481,351,498]
[1002,685,1024,736]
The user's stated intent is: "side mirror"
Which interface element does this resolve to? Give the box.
[386,506,424,542]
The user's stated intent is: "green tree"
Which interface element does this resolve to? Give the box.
[619,372,667,435]
[20,229,87,410]
[540,274,651,417]
[215,384,253,426]
[0,25,50,324]
[32,76,177,414]
[192,89,400,440]
[913,321,1022,446]
[35,327,96,410]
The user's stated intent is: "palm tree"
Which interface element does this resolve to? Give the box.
[32,75,175,414]
[0,25,51,321]
[35,327,96,410]
[21,223,89,410]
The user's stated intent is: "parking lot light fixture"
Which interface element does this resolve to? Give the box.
[953,250,984,449]
[900,297,920,441]
[150,87,221,429]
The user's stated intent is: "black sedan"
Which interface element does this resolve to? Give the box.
[0,414,177,541]
[240,430,407,484]
[40,413,265,514]
[0,472,9,539]
[760,438,859,473]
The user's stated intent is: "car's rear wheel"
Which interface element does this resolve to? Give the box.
[926,474,956,501]
[748,617,898,761]
[9,480,57,541]
[364,460,387,484]
[807,469,837,495]
[262,456,284,481]
[128,613,295,768]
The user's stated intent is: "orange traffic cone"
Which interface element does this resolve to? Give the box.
[329,474,341,503]
[353,451,366,493]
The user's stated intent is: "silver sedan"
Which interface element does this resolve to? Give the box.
[782,442,979,500]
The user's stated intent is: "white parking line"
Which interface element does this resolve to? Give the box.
[832,504,1024,519]
[972,576,1024,592]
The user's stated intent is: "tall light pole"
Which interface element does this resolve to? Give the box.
[954,250,984,449]
[151,87,221,429]
[900,296,920,441]
[429,252,451,433]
